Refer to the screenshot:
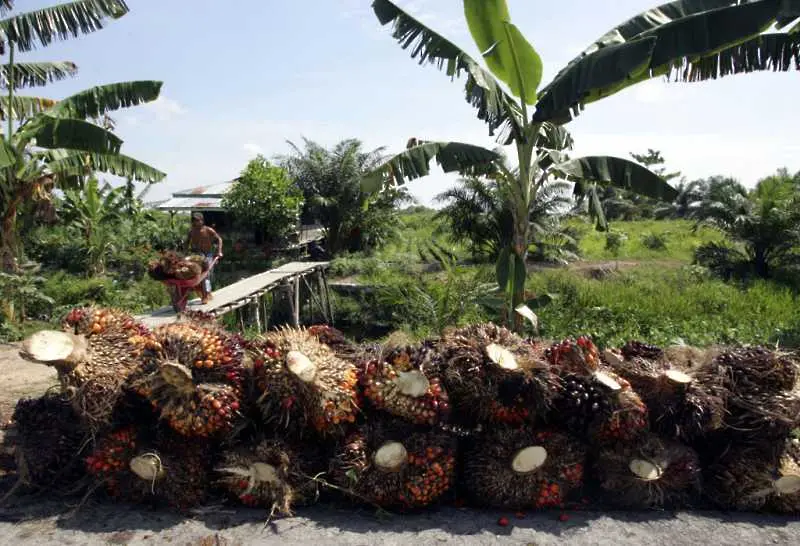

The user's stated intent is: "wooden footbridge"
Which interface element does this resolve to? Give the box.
[136,261,332,330]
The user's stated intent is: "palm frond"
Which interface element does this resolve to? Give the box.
[0,0,129,53]
[47,80,162,119]
[19,115,122,154]
[553,155,679,202]
[372,0,524,143]
[0,95,57,121]
[0,61,78,89]
[362,141,500,193]
[667,31,800,82]
[46,151,165,183]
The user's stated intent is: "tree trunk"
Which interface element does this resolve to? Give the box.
[0,197,20,272]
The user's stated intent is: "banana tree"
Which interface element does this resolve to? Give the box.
[361,0,678,329]
[0,80,166,271]
[0,0,165,271]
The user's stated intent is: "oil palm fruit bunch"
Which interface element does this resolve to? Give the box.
[131,322,245,438]
[602,348,727,443]
[722,388,800,446]
[548,337,648,444]
[705,439,800,512]
[620,340,664,361]
[21,309,153,430]
[253,326,359,437]
[216,437,326,515]
[11,393,90,490]
[360,343,450,426]
[87,426,212,510]
[593,433,702,509]
[62,306,149,338]
[462,427,586,510]
[330,417,457,510]
[714,346,799,397]
[434,323,559,427]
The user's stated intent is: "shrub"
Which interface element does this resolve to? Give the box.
[641,232,668,251]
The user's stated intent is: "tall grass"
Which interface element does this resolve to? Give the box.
[569,218,723,262]
[527,265,800,349]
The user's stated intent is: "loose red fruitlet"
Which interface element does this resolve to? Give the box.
[498,516,510,527]
[559,513,570,522]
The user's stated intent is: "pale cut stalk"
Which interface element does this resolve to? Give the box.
[773,475,800,495]
[130,454,165,481]
[394,370,430,398]
[511,446,547,474]
[486,343,518,370]
[160,361,195,394]
[593,371,622,391]
[374,441,408,472]
[286,350,317,382]
[21,330,88,370]
[629,458,663,481]
[664,369,693,385]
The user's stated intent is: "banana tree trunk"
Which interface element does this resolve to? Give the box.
[0,196,20,272]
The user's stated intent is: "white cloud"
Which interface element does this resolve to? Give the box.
[242,142,264,156]
[144,96,186,121]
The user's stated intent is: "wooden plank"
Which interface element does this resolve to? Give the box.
[135,261,330,327]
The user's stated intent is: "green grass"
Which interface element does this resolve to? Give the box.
[569,218,724,262]
[374,208,468,264]
[527,265,800,349]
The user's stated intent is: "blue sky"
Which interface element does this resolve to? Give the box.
[15,0,800,206]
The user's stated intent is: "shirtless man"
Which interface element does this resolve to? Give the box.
[186,212,223,304]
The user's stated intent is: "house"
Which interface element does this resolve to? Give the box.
[155,180,324,251]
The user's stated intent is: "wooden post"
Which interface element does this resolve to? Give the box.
[321,268,333,326]
[252,296,262,333]
[293,275,300,326]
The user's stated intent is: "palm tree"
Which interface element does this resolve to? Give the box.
[361,0,679,328]
[693,174,800,280]
[280,138,411,255]
[0,1,165,271]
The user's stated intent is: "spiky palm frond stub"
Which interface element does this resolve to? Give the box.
[330,417,457,510]
[463,427,586,510]
[254,326,359,437]
[705,439,800,512]
[11,393,90,490]
[360,342,451,426]
[434,323,559,427]
[602,347,727,443]
[715,346,800,397]
[216,438,326,515]
[132,323,245,439]
[595,433,702,510]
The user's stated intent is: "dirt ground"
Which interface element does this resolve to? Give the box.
[0,343,798,545]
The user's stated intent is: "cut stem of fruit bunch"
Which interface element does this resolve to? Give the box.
[21,330,88,371]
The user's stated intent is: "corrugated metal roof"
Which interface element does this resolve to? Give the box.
[171,180,238,198]
[156,196,224,211]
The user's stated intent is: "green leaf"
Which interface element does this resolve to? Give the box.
[46,151,165,183]
[525,293,555,310]
[554,155,679,202]
[21,115,122,154]
[0,0,129,53]
[372,0,524,143]
[361,141,500,193]
[0,61,78,89]
[0,95,57,121]
[0,134,16,169]
[536,1,793,122]
[47,81,163,120]
[495,246,511,291]
[463,0,542,104]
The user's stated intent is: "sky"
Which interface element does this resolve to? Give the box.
[13,0,800,207]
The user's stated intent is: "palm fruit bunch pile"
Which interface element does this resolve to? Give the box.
[215,437,326,515]
[329,417,457,510]
[131,322,245,438]
[147,251,208,281]
[21,306,153,431]
[547,337,649,445]
[359,343,450,426]
[433,323,559,428]
[8,310,800,517]
[252,326,359,437]
[463,427,586,510]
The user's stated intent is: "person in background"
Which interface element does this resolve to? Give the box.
[186,212,223,304]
